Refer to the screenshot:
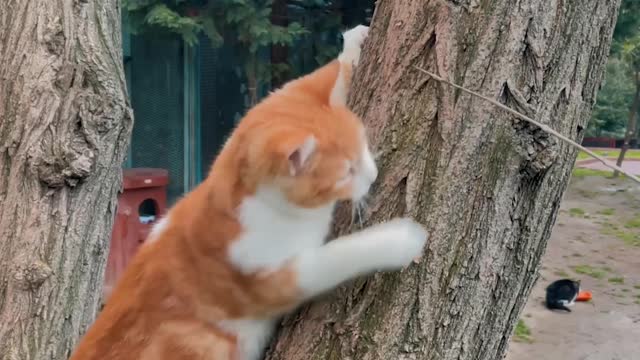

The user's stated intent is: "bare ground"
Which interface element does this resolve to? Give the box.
[506,175,640,360]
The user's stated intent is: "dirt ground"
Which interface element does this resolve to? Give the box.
[505,175,640,360]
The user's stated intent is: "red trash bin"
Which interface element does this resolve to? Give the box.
[103,168,169,301]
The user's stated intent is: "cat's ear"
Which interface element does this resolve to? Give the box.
[287,135,316,176]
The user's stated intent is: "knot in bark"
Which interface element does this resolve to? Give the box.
[35,146,96,188]
[502,81,558,177]
[13,259,53,290]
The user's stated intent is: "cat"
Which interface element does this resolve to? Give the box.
[69,25,428,360]
[545,278,580,312]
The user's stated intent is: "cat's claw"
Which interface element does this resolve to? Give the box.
[339,25,370,66]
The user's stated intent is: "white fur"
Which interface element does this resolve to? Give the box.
[224,186,334,360]
[329,70,348,107]
[218,318,277,360]
[330,25,369,107]
[228,186,334,273]
[338,25,369,66]
[352,144,378,200]
[294,218,427,297]
[147,214,170,243]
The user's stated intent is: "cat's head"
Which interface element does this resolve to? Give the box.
[557,278,581,291]
[238,105,377,209]
[573,279,581,290]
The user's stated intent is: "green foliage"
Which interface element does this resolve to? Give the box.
[514,319,533,343]
[577,149,640,159]
[612,0,640,53]
[204,1,311,103]
[121,0,360,102]
[554,269,569,277]
[589,59,635,137]
[589,0,640,138]
[199,16,224,47]
[572,265,607,279]
[608,277,625,284]
[144,4,203,45]
[124,0,309,50]
[600,223,640,247]
[624,215,640,228]
[622,34,640,72]
[571,168,612,179]
[598,208,616,216]
[211,0,308,54]
[568,208,586,217]
[304,10,343,65]
[124,0,204,46]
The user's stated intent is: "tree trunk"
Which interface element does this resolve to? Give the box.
[0,1,132,359]
[266,1,619,359]
[614,72,639,177]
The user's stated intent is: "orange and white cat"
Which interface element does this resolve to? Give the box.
[69,25,428,360]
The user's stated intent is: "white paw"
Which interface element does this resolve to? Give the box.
[339,25,370,66]
[368,218,428,269]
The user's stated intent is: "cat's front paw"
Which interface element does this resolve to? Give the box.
[339,25,370,66]
[370,218,428,268]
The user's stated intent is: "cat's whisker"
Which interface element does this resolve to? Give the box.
[354,197,369,229]
[356,203,364,228]
[349,201,358,228]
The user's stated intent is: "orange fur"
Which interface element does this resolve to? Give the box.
[70,39,366,360]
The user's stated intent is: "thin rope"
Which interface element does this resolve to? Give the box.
[414,66,640,185]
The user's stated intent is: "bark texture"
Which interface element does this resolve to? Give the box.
[266,0,619,359]
[0,1,132,359]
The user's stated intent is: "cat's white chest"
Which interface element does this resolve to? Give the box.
[228,187,334,273]
[218,318,277,360]
[222,187,334,358]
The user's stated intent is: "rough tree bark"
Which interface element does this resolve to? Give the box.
[0,1,132,359]
[266,0,619,359]
[614,71,639,177]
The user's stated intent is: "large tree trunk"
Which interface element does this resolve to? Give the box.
[0,1,132,359]
[614,71,639,177]
[266,0,619,359]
